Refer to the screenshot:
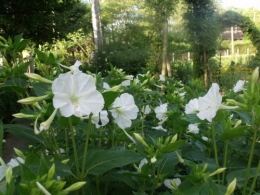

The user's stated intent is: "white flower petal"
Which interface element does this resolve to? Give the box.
[233,80,245,93]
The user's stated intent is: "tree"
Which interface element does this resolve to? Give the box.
[0,0,89,45]
[144,0,179,77]
[91,0,103,51]
[183,0,221,87]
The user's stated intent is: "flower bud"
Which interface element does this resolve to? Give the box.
[47,164,55,180]
[151,156,157,164]
[13,113,37,119]
[24,73,53,84]
[171,134,178,143]
[175,151,184,164]
[18,95,50,105]
[39,109,58,131]
[5,167,12,184]
[14,148,26,159]
[63,181,86,193]
[251,67,259,92]
[134,133,149,148]
[209,167,226,177]
[61,159,70,164]
[36,182,51,195]
[0,157,7,166]
[225,178,236,195]
[234,120,242,128]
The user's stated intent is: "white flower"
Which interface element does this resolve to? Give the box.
[110,93,139,129]
[151,157,157,164]
[135,74,144,84]
[138,158,148,170]
[0,157,24,181]
[202,136,209,141]
[7,157,24,167]
[154,103,168,121]
[164,178,181,190]
[233,80,245,93]
[52,72,104,117]
[196,83,222,122]
[91,110,109,128]
[103,82,110,90]
[141,105,151,115]
[179,92,186,97]
[185,99,199,114]
[121,80,131,86]
[59,60,82,73]
[159,75,165,82]
[152,125,167,132]
[121,75,133,86]
[187,124,199,134]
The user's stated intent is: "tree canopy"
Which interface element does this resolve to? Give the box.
[0,0,91,45]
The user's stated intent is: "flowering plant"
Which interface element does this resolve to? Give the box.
[0,42,259,195]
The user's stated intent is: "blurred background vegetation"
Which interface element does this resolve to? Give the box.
[1,0,260,121]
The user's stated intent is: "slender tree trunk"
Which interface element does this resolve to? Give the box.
[161,18,172,77]
[203,48,213,88]
[91,0,103,51]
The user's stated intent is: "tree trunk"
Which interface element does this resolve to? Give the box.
[161,18,172,77]
[91,0,103,51]
[203,48,213,88]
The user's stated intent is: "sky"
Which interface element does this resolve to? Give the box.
[221,0,260,9]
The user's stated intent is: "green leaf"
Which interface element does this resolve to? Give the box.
[102,91,120,107]
[226,168,260,188]
[0,85,26,93]
[85,150,143,175]
[14,40,30,53]
[32,82,51,96]
[220,126,248,141]
[35,49,48,63]
[20,164,36,183]
[159,140,186,154]
[4,124,44,144]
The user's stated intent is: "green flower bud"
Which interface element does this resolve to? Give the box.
[175,151,184,164]
[14,148,25,159]
[24,73,53,84]
[234,120,242,128]
[134,133,149,148]
[47,164,55,180]
[209,167,226,177]
[251,67,259,93]
[12,113,37,119]
[39,109,58,131]
[5,167,12,184]
[225,178,236,195]
[61,159,70,164]
[18,95,50,105]
[171,134,178,143]
[36,182,51,195]
[63,181,86,193]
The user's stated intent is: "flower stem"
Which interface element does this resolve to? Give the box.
[222,141,229,185]
[69,118,80,177]
[242,126,258,195]
[249,160,260,195]
[211,122,220,183]
[81,118,92,178]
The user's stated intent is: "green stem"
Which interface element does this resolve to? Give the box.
[64,127,69,158]
[69,118,80,177]
[81,118,92,178]
[211,123,220,183]
[249,160,260,195]
[242,127,258,195]
[222,141,229,185]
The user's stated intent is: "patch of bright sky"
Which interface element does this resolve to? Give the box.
[221,0,260,9]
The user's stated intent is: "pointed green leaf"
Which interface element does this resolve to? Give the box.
[85,150,143,175]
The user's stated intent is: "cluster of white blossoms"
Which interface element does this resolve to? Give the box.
[51,61,139,131]
[185,83,238,122]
